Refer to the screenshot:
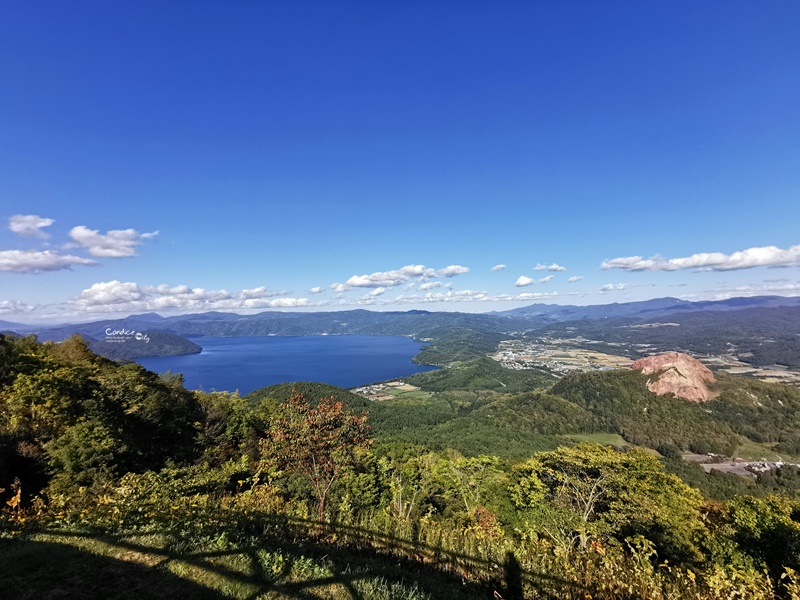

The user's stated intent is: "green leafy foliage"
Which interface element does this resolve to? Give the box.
[245,381,369,410]
[0,334,203,495]
[394,391,597,459]
[727,495,800,585]
[710,375,800,455]
[195,390,268,465]
[511,443,707,563]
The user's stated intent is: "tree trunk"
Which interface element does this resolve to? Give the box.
[318,489,327,522]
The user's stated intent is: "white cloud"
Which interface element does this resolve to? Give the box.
[600,283,627,292]
[567,276,584,283]
[398,290,558,303]
[333,287,566,308]
[515,274,554,287]
[0,249,96,273]
[74,281,145,306]
[515,275,536,287]
[601,244,800,272]
[514,292,559,301]
[0,300,34,315]
[401,289,490,304]
[534,262,566,272]
[437,265,470,277]
[369,287,387,297]
[707,282,800,300]
[356,287,390,303]
[418,281,442,291]
[332,263,469,292]
[72,280,307,313]
[353,289,488,306]
[333,264,434,291]
[263,297,311,308]
[9,215,55,239]
[68,226,158,258]
[309,286,323,294]
[491,264,506,272]
[239,286,285,300]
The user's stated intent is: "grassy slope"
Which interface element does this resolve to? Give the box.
[0,536,224,600]
[0,528,487,600]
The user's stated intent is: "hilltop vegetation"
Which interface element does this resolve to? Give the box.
[0,334,202,495]
[406,357,556,392]
[244,381,370,410]
[551,370,800,456]
[2,334,800,598]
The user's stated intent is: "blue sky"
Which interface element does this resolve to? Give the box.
[2,2,799,322]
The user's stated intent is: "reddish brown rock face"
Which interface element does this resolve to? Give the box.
[631,352,717,403]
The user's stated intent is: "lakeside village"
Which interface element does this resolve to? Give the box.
[491,337,800,385]
[489,338,634,375]
[682,453,800,478]
[351,380,423,402]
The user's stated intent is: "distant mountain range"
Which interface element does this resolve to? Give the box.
[2,295,800,363]
[5,295,799,335]
[496,295,800,321]
[3,295,800,336]
[10,309,513,340]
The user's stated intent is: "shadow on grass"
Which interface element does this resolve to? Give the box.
[15,515,592,599]
[0,538,226,600]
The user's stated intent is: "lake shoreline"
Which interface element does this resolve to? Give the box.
[136,334,438,395]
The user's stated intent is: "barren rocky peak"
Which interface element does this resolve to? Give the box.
[631,352,717,403]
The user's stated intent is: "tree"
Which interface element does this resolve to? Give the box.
[260,391,371,521]
[46,419,117,487]
[382,452,440,521]
[511,443,706,562]
[438,454,505,513]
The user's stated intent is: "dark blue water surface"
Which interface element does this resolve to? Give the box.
[136,335,437,395]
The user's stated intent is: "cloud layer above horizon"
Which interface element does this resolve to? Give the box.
[602,245,800,272]
[2,211,799,320]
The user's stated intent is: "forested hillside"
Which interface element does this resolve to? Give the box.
[551,370,800,455]
[2,334,800,598]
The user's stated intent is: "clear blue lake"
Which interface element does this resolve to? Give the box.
[136,335,437,395]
